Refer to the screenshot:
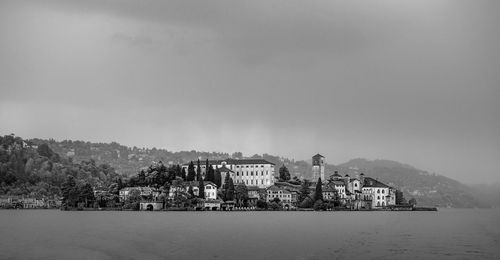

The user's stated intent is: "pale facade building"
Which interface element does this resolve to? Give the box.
[182,158,275,188]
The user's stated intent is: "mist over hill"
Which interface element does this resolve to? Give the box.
[26,137,494,208]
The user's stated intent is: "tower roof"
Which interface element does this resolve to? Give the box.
[312,154,324,158]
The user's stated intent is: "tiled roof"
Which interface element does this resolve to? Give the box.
[312,154,324,158]
[362,177,390,188]
[183,158,275,166]
[330,180,345,186]
[267,185,292,193]
[120,186,157,192]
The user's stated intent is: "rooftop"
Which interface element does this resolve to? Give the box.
[362,177,390,188]
[183,158,275,166]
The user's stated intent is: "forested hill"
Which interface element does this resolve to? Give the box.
[17,136,494,208]
[0,134,121,198]
[29,137,312,178]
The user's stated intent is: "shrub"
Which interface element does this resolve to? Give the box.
[313,200,326,211]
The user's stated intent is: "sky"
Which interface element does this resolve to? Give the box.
[1,0,499,184]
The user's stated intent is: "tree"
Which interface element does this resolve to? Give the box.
[206,165,215,183]
[313,200,326,211]
[298,179,311,204]
[196,159,201,181]
[396,190,406,205]
[409,198,417,207]
[61,175,77,208]
[124,189,141,210]
[78,182,95,208]
[256,199,268,209]
[171,178,188,208]
[269,201,281,211]
[187,185,194,198]
[225,177,235,201]
[205,159,209,179]
[235,183,249,207]
[314,178,323,202]
[198,178,205,199]
[180,168,187,180]
[279,164,291,181]
[187,161,196,181]
[214,167,222,188]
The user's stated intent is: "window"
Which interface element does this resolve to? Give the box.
[377,196,380,200]
[236,172,239,176]
[382,190,385,194]
[261,180,264,185]
[377,189,380,193]
[251,180,253,185]
[251,171,253,176]
[261,171,264,176]
[355,183,358,187]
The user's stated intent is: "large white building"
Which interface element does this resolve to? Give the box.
[182,158,276,188]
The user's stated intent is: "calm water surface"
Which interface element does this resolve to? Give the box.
[1,209,499,259]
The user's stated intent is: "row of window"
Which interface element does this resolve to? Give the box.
[236,171,269,176]
[236,165,267,168]
[236,179,270,185]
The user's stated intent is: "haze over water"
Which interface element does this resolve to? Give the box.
[1,209,499,259]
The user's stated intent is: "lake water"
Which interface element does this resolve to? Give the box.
[1,209,499,259]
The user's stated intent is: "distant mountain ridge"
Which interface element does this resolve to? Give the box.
[27,137,493,208]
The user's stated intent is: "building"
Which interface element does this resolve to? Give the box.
[312,154,325,181]
[266,185,294,208]
[168,181,218,200]
[119,187,160,202]
[247,185,262,205]
[323,180,347,201]
[185,181,218,200]
[139,202,163,211]
[361,177,394,208]
[182,158,276,188]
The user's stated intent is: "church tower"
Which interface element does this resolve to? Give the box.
[312,154,325,181]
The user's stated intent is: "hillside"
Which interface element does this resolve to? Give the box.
[26,137,490,208]
[334,159,483,208]
[0,134,121,198]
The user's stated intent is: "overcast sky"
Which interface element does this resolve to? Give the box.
[1,0,499,184]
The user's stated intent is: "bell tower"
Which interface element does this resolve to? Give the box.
[312,154,325,181]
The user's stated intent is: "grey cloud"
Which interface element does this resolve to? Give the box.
[1,0,500,184]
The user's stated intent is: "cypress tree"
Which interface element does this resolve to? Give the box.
[206,164,215,183]
[199,178,205,199]
[205,159,209,179]
[225,178,235,201]
[196,159,201,181]
[314,177,323,201]
[181,167,187,180]
[188,185,194,198]
[187,161,196,181]
[214,166,222,188]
